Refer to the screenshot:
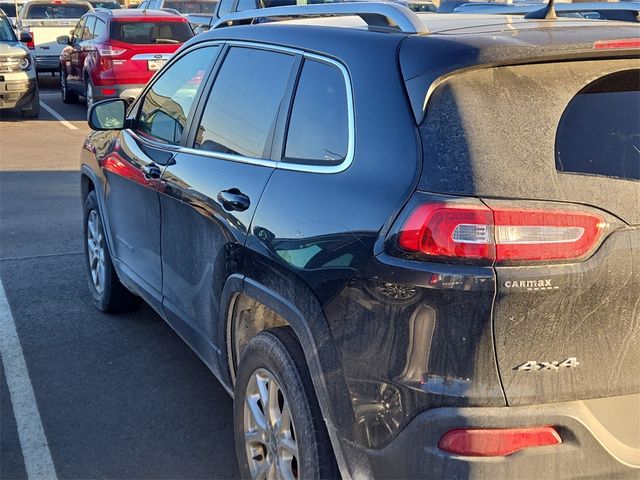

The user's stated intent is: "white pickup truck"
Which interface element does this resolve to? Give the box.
[17,0,90,72]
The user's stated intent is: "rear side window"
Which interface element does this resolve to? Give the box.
[284,59,349,165]
[23,3,90,19]
[109,20,192,44]
[137,46,218,145]
[556,69,640,181]
[193,47,295,158]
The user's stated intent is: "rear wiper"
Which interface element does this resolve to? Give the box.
[155,38,179,44]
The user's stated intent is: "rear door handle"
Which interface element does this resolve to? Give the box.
[218,188,250,212]
[142,163,161,179]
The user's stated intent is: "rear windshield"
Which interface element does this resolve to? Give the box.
[556,69,639,182]
[0,3,17,16]
[109,20,192,44]
[163,0,216,13]
[22,3,90,19]
[89,1,120,7]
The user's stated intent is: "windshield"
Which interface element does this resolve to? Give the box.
[110,20,193,44]
[23,3,90,19]
[163,1,217,13]
[0,15,16,40]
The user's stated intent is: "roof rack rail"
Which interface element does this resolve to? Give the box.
[212,2,429,34]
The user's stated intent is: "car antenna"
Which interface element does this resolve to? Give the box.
[524,0,557,20]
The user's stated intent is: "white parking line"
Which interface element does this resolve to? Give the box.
[0,277,58,480]
[39,100,78,130]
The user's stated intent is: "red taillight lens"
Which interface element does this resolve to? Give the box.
[398,203,495,261]
[101,88,116,95]
[396,202,606,264]
[594,38,640,50]
[439,427,561,457]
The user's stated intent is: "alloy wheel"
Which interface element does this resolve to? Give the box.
[243,368,299,480]
[87,209,106,294]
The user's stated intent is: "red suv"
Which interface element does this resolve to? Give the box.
[58,9,193,106]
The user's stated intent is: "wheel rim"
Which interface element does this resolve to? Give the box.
[244,368,299,480]
[87,209,106,294]
[86,82,93,108]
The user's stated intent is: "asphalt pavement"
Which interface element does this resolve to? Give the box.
[0,76,238,479]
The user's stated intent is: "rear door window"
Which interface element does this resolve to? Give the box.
[110,20,192,44]
[82,16,95,40]
[284,59,349,165]
[136,46,219,145]
[556,69,639,181]
[193,47,296,158]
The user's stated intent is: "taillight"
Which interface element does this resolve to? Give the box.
[594,38,640,50]
[99,47,126,57]
[395,201,607,264]
[438,427,561,457]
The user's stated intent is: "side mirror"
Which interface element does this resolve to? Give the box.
[88,98,127,131]
[193,25,209,34]
[56,34,71,45]
[19,31,33,43]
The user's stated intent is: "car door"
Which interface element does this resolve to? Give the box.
[103,45,218,305]
[65,16,85,86]
[73,15,95,83]
[158,44,299,360]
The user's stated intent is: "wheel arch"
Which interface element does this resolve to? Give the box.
[218,275,371,480]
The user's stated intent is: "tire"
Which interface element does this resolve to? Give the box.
[20,86,40,118]
[234,327,339,480]
[83,190,140,313]
[60,69,79,104]
[85,76,95,109]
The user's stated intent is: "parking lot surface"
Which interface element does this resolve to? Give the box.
[0,77,239,480]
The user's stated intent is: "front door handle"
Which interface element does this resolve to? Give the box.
[218,188,250,212]
[142,163,161,179]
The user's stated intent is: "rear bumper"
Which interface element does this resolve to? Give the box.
[92,83,146,104]
[0,77,37,109]
[34,55,60,72]
[351,395,640,479]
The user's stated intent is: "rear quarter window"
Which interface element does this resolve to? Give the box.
[556,69,639,182]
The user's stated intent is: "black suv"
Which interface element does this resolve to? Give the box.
[80,4,640,478]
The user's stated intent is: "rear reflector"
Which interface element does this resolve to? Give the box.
[101,88,116,95]
[396,202,606,264]
[439,427,561,457]
[594,38,640,50]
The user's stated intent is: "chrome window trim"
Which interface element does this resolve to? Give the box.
[179,40,356,174]
[131,53,175,61]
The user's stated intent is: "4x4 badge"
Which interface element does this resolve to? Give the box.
[514,358,579,372]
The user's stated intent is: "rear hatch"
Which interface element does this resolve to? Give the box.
[417,56,640,413]
[107,17,192,85]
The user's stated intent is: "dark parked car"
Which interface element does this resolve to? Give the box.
[80,4,640,479]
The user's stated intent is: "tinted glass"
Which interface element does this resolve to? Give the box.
[194,47,295,158]
[0,3,17,17]
[93,17,106,38]
[72,17,85,42]
[83,16,95,40]
[284,59,348,164]
[89,1,120,8]
[164,0,217,13]
[236,0,257,11]
[0,15,16,41]
[216,0,233,17]
[23,3,90,18]
[137,46,218,145]
[556,69,640,181]
[109,20,192,44]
